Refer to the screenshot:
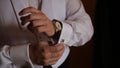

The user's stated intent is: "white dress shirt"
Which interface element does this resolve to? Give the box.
[0,0,94,68]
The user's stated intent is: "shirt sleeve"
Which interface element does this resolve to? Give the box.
[0,44,33,68]
[9,44,31,67]
[58,0,94,46]
[0,45,16,68]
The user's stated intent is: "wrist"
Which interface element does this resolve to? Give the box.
[52,19,62,34]
[50,19,63,44]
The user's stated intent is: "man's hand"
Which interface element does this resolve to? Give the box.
[19,7,55,36]
[29,41,65,66]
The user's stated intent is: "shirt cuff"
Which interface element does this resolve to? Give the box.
[58,22,73,46]
[9,44,30,66]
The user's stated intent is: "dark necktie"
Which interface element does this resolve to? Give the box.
[43,66,52,68]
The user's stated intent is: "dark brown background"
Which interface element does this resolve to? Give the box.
[69,0,96,68]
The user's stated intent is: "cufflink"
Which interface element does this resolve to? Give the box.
[60,39,65,43]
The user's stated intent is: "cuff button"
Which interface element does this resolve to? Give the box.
[61,39,65,43]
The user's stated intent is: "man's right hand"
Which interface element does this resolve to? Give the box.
[29,41,65,66]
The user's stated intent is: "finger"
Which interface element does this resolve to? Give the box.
[42,51,62,66]
[32,48,61,66]
[38,44,64,60]
[35,44,64,66]
[23,19,44,35]
[37,26,55,37]
[29,13,45,20]
[20,15,30,25]
[36,57,56,66]
[49,45,65,59]
[27,23,35,33]
[21,13,45,25]
[36,26,47,33]
[37,55,58,66]
[32,19,45,28]
[42,58,57,66]
[43,44,64,59]
[50,43,64,53]
[19,7,40,16]
[56,43,65,52]
[40,48,58,60]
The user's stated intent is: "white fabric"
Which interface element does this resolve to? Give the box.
[0,0,94,68]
